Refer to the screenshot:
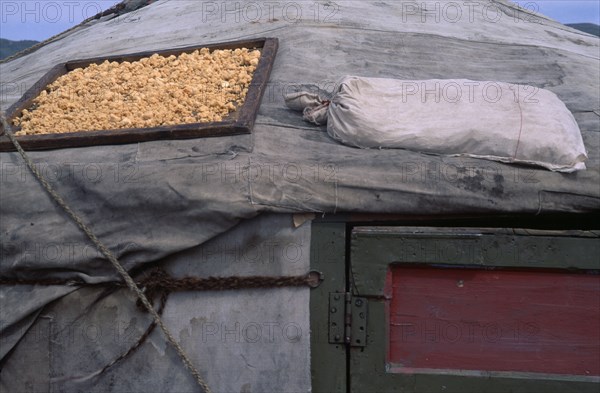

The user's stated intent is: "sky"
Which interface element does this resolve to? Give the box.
[529,0,600,24]
[1,0,120,40]
[0,0,599,41]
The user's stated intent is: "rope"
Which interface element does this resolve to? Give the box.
[0,269,322,380]
[139,268,320,291]
[101,291,169,376]
[0,270,323,293]
[0,115,211,393]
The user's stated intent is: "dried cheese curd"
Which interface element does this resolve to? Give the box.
[14,48,261,135]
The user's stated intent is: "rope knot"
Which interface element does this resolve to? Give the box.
[136,267,171,311]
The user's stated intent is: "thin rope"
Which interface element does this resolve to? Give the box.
[101,291,169,376]
[0,115,211,393]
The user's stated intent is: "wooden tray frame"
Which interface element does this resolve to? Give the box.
[0,37,278,151]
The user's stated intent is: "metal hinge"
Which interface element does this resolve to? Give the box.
[328,292,368,347]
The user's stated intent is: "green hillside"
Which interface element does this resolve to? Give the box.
[566,23,600,37]
[0,39,39,60]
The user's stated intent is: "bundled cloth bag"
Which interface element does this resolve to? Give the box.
[285,76,587,172]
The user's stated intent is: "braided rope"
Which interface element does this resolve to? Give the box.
[0,270,323,291]
[0,115,211,393]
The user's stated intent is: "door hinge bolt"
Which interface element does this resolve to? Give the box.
[328,292,368,347]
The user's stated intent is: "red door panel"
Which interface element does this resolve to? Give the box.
[387,266,600,376]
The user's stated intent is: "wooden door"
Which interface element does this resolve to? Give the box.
[347,227,600,393]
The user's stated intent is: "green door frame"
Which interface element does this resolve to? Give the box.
[310,222,348,393]
[311,222,600,393]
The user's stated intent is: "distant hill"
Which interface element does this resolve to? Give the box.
[566,23,600,37]
[0,39,39,60]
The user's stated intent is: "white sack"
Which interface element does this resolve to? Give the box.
[285,76,587,172]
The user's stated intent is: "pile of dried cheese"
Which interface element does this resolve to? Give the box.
[14,48,261,135]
